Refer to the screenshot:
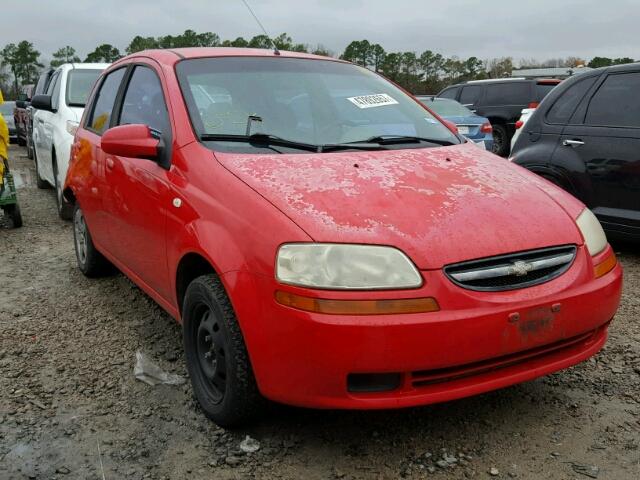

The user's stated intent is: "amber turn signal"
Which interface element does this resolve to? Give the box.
[594,251,617,279]
[275,291,440,315]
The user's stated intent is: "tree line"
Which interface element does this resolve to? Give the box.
[1,31,637,98]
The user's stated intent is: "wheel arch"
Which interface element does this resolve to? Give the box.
[175,252,218,316]
[526,164,578,196]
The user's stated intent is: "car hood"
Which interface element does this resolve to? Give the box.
[215,142,583,269]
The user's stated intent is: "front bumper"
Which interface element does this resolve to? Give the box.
[225,244,622,409]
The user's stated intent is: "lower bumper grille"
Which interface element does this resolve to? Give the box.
[444,245,577,291]
[411,327,599,388]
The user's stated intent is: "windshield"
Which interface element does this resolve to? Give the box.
[0,102,15,115]
[66,69,102,107]
[176,57,459,153]
[421,98,473,117]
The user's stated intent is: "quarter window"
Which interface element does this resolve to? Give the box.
[585,72,640,128]
[87,68,126,135]
[119,66,170,135]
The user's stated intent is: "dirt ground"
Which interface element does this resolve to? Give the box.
[1,145,639,480]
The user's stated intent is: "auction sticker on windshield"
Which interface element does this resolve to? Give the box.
[347,93,399,109]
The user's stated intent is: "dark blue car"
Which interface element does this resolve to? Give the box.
[416,96,493,151]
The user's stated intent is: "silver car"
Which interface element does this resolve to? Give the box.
[0,100,17,142]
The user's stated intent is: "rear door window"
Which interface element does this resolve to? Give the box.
[459,85,482,105]
[546,76,597,124]
[585,72,640,128]
[485,82,530,105]
[86,68,126,135]
[439,87,459,100]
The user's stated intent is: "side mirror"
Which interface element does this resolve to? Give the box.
[31,94,54,112]
[442,119,459,135]
[101,124,160,160]
[15,100,27,109]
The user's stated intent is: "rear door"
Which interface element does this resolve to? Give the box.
[102,63,173,299]
[560,70,640,237]
[76,67,128,246]
[521,74,599,172]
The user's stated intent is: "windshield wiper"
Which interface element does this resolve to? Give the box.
[200,133,319,152]
[342,135,457,147]
[200,133,387,153]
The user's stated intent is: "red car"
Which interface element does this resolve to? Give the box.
[64,48,622,426]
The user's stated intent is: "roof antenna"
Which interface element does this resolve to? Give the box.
[240,0,280,55]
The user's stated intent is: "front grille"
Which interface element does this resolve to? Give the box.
[444,245,577,292]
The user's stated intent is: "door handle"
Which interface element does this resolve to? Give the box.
[106,157,115,169]
[563,139,584,147]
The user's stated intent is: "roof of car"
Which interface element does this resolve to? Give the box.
[602,61,640,72]
[113,47,344,67]
[56,62,111,72]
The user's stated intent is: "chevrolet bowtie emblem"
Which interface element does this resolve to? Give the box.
[509,260,534,276]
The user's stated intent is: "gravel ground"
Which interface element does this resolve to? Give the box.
[1,145,639,480]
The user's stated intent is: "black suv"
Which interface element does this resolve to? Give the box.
[437,78,560,156]
[511,63,640,242]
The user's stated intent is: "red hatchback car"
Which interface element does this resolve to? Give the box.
[64,48,622,426]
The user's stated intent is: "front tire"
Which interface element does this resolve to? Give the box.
[183,274,263,427]
[73,203,111,277]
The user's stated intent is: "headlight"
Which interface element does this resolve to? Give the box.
[276,243,423,289]
[575,208,607,256]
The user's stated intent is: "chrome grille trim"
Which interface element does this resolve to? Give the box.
[444,245,577,292]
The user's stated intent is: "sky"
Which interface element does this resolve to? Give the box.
[1,0,637,63]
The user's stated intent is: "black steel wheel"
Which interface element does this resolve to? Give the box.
[195,306,228,403]
[183,274,263,427]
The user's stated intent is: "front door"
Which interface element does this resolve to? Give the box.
[103,64,174,299]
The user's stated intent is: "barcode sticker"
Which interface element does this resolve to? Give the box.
[347,93,399,109]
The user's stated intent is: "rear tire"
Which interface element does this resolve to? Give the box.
[33,148,49,189]
[73,203,111,277]
[53,157,73,220]
[183,274,264,427]
[491,124,510,157]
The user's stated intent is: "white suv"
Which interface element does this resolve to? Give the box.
[32,63,109,219]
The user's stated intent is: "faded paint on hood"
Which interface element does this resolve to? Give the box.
[215,142,583,269]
